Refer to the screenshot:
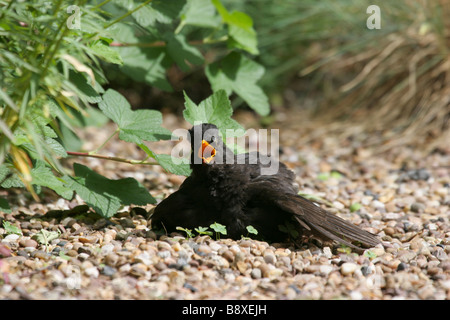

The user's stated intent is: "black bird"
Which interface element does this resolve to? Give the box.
[151,123,380,250]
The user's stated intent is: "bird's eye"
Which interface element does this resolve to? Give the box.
[210,136,216,143]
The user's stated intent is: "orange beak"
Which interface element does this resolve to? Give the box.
[198,140,216,164]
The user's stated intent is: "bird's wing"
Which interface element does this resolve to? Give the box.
[246,179,380,250]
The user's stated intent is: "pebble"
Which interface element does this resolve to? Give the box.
[341,262,358,276]
[3,234,20,242]
[19,239,38,248]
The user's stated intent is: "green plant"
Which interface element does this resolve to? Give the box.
[194,226,213,236]
[176,226,194,239]
[2,221,22,236]
[209,222,227,240]
[0,0,267,217]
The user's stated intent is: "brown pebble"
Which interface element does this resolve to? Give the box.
[19,239,38,248]
[221,250,234,263]
[66,249,78,257]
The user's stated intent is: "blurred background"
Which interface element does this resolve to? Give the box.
[104,0,450,153]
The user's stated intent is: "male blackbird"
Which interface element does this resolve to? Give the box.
[151,123,380,250]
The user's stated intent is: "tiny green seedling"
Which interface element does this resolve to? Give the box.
[2,221,22,236]
[32,229,60,252]
[194,226,213,236]
[349,203,362,212]
[176,226,194,239]
[210,222,227,240]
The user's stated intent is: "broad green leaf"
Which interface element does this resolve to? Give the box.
[183,90,244,137]
[205,53,270,116]
[131,0,187,27]
[210,222,227,235]
[166,34,204,72]
[211,0,258,54]
[89,39,123,65]
[68,70,102,104]
[66,163,155,218]
[31,161,73,199]
[118,46,173,91]
[181,0,221,28]
[246,225,258,235]
[139,143,192,176]
[99,89,172,144]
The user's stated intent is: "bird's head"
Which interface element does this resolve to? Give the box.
[188,123,231,166]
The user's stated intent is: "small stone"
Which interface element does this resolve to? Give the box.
[397,262,408,271]
[105,253,119,267]
[101,265,116,277]
[144,230,157,240]
[79,236,98,244]
[319,265,334,275]
[66,249,78,257]
[92,218,108,230]
[116,230,129,241]
[32,250,51,261]
[3,234,20,242]
[221,250,234,263]
[196,244,211,256]
[120,218,135,229]
[258,263,270,278]
[251,268,262,279]
[236,261,248,273]
[341,262,358,275]
[130,263,147,278]
[84,266,99,278]
[19,239,38,248]
[263,253,277,265]
[411,202,426,213]
[78,253,90,261]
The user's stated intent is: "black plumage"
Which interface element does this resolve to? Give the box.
[151,123,380,250]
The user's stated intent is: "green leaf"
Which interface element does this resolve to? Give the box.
[99,89,172,144]
[350,203,362,212]
[131,0,187,27]
[211,0,258,54]
[181,0,221,28]
[2,221,22,236]
[89,39,123,65]
[32,229,60,245]
[183,90,244,138]
[246,225,258,235]
[205,53,269,116]
[364,250,377,259]
[210,222,227,235]
[66,163,155,218]
[31,161,74,199]
[138,143,192,176]
[194,226,213,236]
[176,226,194,238]
[166,34,204,72]
[118,46,173,91]
[0,198,11,214]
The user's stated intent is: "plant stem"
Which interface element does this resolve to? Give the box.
[92,0,112,10]
[103,0,153,29]
[66,151,158,165]
[89,128,119,154]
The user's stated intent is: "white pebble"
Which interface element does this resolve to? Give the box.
[341,262,358,275]
[3,234,20,242]
[84,267,99,278]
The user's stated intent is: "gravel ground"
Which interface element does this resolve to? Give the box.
[0,111,449,300]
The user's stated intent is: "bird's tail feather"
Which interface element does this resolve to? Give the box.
[276,194,380,250]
